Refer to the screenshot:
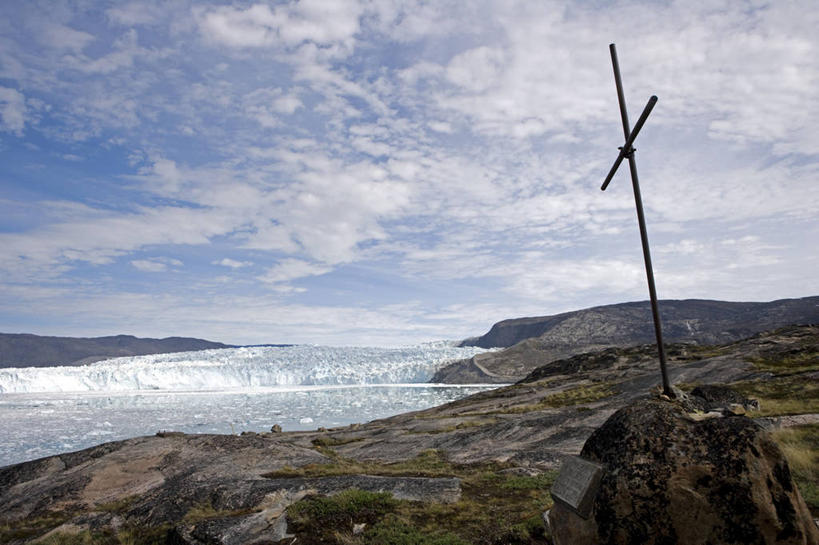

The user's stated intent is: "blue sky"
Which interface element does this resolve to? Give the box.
[1,1,817,345]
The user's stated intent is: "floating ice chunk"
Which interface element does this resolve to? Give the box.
[299,417,314,424]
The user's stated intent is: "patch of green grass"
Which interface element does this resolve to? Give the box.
[277,449,556,544]
[364,515,469,544]
[311,435,366,447]
[540,383,615,408]
[467,382,617,415]
[265,449,457,480]
[289,489,398,527]
[747,349,819,375]
[496,472,557,491]
[27,524,172,545]
[405,419,499,435]
[95,495,139,514]
[771,424,819,515]
[0,512,72,542]
[729,375,819,417]
[33,530,112,545]
[182,500,257,524]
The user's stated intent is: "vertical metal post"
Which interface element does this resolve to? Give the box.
[608,44,673,397]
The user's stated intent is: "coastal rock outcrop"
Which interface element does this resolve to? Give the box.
[548,398,819,545]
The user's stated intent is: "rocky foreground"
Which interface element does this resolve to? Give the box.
[1,325,817,544]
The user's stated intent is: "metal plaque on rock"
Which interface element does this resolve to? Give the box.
[551,456,603,519]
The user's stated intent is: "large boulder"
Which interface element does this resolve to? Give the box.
[548,398,819,545]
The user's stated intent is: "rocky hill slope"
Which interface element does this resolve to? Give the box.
[1,325,817,544]
[435,296,819,383]
[0,333,232,368]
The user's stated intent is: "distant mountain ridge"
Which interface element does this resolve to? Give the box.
[435,296,819,383]
[0,333,233,368]
[461,296,819,348]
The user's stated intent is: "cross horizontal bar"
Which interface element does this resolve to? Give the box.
[600,94,658,191]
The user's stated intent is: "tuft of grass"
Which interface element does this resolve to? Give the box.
[467,382,616,415]
[277,449,556,544]
[405,419,498,435]
[95,495,139,514]
[729,375,818,417]
[747,349,819,375]
[0,512,72,542]
[33,530,110,545]
[540,383,615,408]
[182,500,257,524]
[27,524,172,545]
[265,449,457,480]
[289,488,398,526]
[770,424,819,514]
[312,435,365,447]
[364,515,469,545]
[496,472,557,491]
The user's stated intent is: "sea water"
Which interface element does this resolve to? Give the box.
[0,343,497,467]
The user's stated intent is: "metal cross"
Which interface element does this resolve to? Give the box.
[600,43,673,398]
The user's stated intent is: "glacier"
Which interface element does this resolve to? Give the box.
[0,343,490,394]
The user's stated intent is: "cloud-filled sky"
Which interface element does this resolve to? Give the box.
[1,0,817,345]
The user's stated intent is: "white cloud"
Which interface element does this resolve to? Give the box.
[213,258,252,269]
[106,2,161,26]
[242,88,303,128]
[0,87,26,134]
[258,258,331,284]
[273,94,302,114]
[37,23,94,52]
[0,205,232,278]
[196,1,363,50]
[131,259,167,272]
[446,46,506,93]
[131,257,183,272]
[427,121,453,134]
[65,29,145,74]
[1,0,818,345]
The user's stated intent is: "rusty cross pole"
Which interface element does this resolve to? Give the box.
[600,43,673,398]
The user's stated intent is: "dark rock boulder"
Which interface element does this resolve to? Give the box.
[548,398,819,545]
[689,384,761,413]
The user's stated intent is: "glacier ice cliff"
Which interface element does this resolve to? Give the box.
[0,343,490,394]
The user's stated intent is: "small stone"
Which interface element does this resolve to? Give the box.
[353,523,366,535]
[271,424,282,433]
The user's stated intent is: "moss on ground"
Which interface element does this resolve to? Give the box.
[770,423,819,515]
[274,450,556,544]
